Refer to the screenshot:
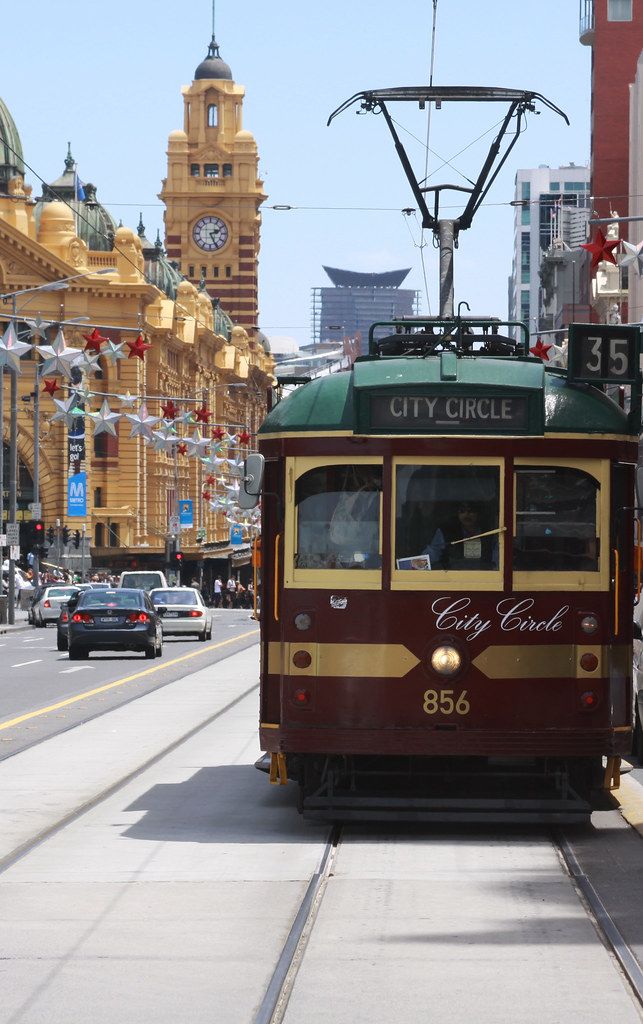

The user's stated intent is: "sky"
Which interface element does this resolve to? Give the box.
[1,0,590,346]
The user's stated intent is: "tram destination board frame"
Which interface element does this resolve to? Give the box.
[567,323,640,385]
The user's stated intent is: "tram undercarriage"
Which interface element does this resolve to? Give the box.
[276,754,608,824]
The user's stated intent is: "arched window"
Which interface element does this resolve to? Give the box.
[95,523,105,548]
[108,522,120,547]
[207,104,218,127]
[191,164,200,177]
[223,164,233,178]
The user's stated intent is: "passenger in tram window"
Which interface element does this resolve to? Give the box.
[422,501,498,570]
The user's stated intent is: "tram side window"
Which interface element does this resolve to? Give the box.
[514,467,599,572]
[295,465,382,570]
[395,465,500,570]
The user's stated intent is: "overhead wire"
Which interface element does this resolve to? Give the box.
[418,0,440,313]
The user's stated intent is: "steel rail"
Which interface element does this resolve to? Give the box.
[253,826,342,1024]
[556,830,643,1008]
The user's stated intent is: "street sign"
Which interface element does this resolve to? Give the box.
[6,523,19,545]
[230,524,244,546]
[169,514,180,535]
[0,534,6,545]
[179,499,193,528]
[9,545,20,561]
[67,472,87,518]
[29,502,42,518]
[196,527,206,542]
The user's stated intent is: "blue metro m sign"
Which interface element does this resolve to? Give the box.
[67,471,87,518]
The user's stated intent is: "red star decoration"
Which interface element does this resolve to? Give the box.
[177,442,188,456]
[206,474,216,486]
[529,338,553,361]
[42,377,61,396]
[127,333,152,360]
[212,426,225,440]
[202,490,212,503]
[238,430,251,445]
[82,327,109,354]
[161,400,179,420]
[581,229,620,272]
[194,405,212,424]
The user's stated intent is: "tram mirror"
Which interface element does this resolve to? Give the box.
[239,453,265,509]
[634,620,642,641]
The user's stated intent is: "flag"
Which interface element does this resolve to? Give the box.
[75,178,85,201]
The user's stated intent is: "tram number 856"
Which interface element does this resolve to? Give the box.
[422,689,470,716]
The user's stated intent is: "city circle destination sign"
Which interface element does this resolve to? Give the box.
[368,393,530,433]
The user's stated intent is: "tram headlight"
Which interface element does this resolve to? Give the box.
[580,615,599,635]
[430,644,462,676]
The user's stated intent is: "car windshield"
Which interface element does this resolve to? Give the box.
[120,574,164,591]
[47,587,79,598]
[151,590,198,606]
[78,590,143,609]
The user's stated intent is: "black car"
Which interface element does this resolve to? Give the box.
[56,584,110,651]
[68,588,163,660]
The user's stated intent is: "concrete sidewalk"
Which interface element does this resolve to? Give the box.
[0,607,32,635]
[0,643,260,868]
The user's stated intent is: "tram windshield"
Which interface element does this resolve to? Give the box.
[395,465,500,570]
[514,466,599,572]
[295,464,382,569]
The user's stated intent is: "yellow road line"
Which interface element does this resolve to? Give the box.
[0,629,259,732]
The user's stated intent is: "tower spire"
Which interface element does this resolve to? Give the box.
[212,0,216,40]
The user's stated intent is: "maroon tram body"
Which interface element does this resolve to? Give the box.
[252,321,639,821]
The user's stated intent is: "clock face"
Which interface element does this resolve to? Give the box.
[192,215,229,251]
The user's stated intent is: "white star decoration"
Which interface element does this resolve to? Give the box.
[50,394,84,428]
[37,330,79,379]
[0,323,31,373]
[185,429,210,458]
[126,404,159,440]
[88,399,121,437]
[102,340,127,365]
[621,239,643,276]
[117,391,137,408]
[150,423,179,452]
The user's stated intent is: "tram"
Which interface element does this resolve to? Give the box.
[240,86,641,821]
[242,316,641,821]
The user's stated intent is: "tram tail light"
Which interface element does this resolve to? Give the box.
[292,650,312,669]
[580,615,599,635]
[580,652,599,672]
[293,688,311,705]
[580,690,599,709]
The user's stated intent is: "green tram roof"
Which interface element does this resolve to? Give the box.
[260,356,630,435]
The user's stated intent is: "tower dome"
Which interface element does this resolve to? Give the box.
[194,37,233,80]
[0,96,25,194]
[34,144,117,251]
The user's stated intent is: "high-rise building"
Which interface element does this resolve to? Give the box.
[509,165,590,333]
[160,36,266,330]
[580,0,643,223]
[312,267,419,357]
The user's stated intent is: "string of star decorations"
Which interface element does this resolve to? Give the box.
[0,322,260,532]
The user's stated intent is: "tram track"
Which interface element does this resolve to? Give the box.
[255,824,643,1024]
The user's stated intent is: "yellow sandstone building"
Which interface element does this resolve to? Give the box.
[0,36,274,584]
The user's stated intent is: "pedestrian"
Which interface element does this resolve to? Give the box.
[226,575,236,608]
[190,576,200,591]
[213,576,223,608]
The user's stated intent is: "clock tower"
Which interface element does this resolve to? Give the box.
[160,36,265,329]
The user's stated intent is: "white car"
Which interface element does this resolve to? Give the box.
[33,584,82,626]
[150,587,213,641]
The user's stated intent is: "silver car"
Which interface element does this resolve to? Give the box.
[150,587,213,641]
[33,585,82,626]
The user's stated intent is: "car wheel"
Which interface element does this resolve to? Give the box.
[156,636,163,658]
[207,626,213,640]
[37,613,45,628]
[57,638,68,652]
[145,645,156,660]
[69,645,88,660]
[198,628,207,642]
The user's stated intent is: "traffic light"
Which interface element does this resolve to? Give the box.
[171,550,184,568]
[47,526,55,545]
[62,526,70,545]
[37,545,48,560]
[73,530,81,549]
[30,520,44,551]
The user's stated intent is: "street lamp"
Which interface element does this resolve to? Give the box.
[0,268,114,621]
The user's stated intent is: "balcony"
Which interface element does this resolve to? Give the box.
[579,0,594,44]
